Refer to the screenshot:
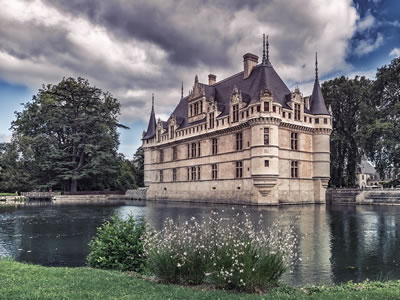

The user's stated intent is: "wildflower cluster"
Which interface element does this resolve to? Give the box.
[144,210,299,291]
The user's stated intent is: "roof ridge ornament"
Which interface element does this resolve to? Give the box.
[262,34,266,64]
[181,82,184,99]
[266,35,269,62]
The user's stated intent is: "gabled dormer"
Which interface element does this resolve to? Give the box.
[230,86,245,123]
[188,75,206,123]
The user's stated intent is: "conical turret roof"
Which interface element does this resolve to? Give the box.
[143,94,157,139]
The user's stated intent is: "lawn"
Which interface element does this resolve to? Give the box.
[2,259,400,299]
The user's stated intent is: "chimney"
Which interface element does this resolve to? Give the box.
[208,74,216,85]
[243,53,259,79]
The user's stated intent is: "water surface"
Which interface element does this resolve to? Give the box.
[1,201,400,286]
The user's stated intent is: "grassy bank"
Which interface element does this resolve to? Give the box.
[2,260,400,299]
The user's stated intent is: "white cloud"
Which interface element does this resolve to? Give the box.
[389,48,400,58]
[354,33,384,56]
[357,11,376,32]
[0,0,360,131]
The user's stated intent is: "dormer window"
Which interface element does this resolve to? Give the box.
[294,104,301,121]
[209,112,214,129]
[170,125,174,139]
[264,102,270,112]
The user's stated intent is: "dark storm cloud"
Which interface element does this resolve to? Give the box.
[41,0,245,68]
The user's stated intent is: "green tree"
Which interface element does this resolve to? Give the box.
[11,77,127,192]
[360,57,400,180]
[322,76,373,187]
[133,147,144,187]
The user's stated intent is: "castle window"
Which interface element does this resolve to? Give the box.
[257,105,261,112]
[212,164,218,179]
[315,118,319,124]
[251,107,254,114]
[212,138,218,155]
[170,125,174,139]
[191,166,197,181]
[187,144,190,158]
[160,170,164,182]
[187,168,190,180]
[283,111,286,118]
[241,112,244,119]
[288,113,292,119]
[273,106,276,113]
[264,102,270,112]
[159,149,164,162]
[191,143,197,158]
[172,168,177,182]
[209,112,214,129]
[291,161,299,178]
[190,105,193,117]
[304,116,307,122]
[294,104,301,121]
[197,166,201,180]
[235,161,243,178]
[264,128,270,145]
[172,146,177,161]
[157,129,161,142]
[246,110,249,117]
[236,132,243,151]
[265,160,269,167]
[291,132,298,150]
[197,142,201,157]
[324,118,328,124]
[233,104,239,123]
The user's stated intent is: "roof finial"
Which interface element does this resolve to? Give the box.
[152,93,154,109]
[266,35,269,62]
[315,52,318,81]
[181,82,184,99]
[195,74,198,83]
[262,34,266,64]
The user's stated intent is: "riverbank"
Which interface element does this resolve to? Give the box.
[1,260,400,299]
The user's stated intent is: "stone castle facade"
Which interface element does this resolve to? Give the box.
[142,38,332,205]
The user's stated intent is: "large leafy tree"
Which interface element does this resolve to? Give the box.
[133,147,144,187]
[11,77,127,192]
[360,57,400,180]
[322,76,373,187]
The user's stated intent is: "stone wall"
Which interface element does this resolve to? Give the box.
[327,188,400,205]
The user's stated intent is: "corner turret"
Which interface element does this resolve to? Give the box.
[310,53,329,115]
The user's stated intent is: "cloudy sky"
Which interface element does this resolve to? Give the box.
[0,0,399,157]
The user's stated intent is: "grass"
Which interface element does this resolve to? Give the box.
[0,193,18,196]
[2,260,400,299]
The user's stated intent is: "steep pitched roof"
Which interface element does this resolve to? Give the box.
[309,53,329,115]
[143,96,157,139]
[310,79,329,115]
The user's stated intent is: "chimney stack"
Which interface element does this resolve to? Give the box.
[208,74,216,85]
[243,53,258,79]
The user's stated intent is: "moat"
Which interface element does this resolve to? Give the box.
[1,201,400,286]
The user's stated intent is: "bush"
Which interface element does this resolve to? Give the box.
[144,211,299,291]
[87,215,146,273]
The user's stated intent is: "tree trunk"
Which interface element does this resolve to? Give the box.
[71,179,78,193]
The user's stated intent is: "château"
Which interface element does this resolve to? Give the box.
[142,36,332,205]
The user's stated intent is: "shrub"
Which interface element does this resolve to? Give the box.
[87,215,146,273]
[144,210,299,291]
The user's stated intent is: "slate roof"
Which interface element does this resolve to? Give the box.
[310,79,329,115]
[143,103,156,139]
[143,57,329,137]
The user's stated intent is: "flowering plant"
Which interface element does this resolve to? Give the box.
[144,210,299,291]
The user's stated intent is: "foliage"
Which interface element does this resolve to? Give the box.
[0,142,34,192]
[133,147,144,187]
[144,211,298,291]
[87,215,146,273]
[11,77,127,192]
[359,57,400,180]
[322,76,373,187]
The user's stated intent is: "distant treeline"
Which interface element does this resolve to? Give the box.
[322,56,399,187]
